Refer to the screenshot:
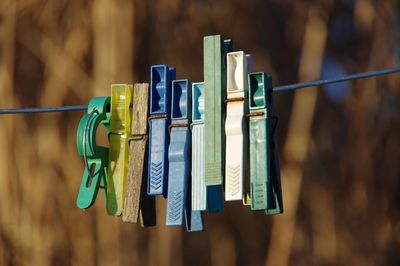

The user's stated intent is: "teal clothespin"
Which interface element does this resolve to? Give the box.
[76,97,111,209]
[248,72,283,214]
[204,35,233,212]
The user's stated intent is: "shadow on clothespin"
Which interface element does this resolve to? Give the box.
[148,65,176,197]
[107,84,133,216]
[248,72,283,214]
[204,35,233,212]
[76,97,111,210]
[166,80,204,231]
[123,83,156,226]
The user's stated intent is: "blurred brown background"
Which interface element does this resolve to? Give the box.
[0,0,400,265]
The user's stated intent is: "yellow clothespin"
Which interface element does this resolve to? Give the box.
[107,84,133,216]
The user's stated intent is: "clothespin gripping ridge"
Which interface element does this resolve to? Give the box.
[76,97,111,209]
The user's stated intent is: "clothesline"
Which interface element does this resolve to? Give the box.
[0,66,399,115]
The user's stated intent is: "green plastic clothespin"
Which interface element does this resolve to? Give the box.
[76,97,111,209]
[204,35,232,212]
[248,72,283,214]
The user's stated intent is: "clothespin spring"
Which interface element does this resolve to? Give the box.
[83,108,99,178]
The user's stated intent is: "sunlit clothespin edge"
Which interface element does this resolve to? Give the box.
[204,35,233,212]
[225,51,251,201]
[191,82,206,211]
[76,97,111,209]
[107,84,132,216]
[148,65,176,196]
[248,72,283,214]
[123,83,156,226]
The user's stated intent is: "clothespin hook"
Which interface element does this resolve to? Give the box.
[76,96,111,210]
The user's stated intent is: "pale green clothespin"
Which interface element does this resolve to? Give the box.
[248,72,283,214]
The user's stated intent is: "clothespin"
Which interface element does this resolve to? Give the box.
[204,35,233,212]
[166,80,203,231]
[76,97,111,209]
[225,51,253,201]
[191,82,206,211]
[248,72,283,214]
[123,83,156,226]
[148,65,176,196]
[107,84,133,216]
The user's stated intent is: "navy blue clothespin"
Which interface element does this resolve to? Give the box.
[166,79,203,231]
[148,65,176,196]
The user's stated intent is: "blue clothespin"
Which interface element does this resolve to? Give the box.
[148,65,176,196]
[166,80,203,231]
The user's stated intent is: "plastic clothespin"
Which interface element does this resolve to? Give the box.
[225,51,253,201]
[123,83,156,226]
[191,82,206,211]
[107,84,133,216]
[204,35,233,212]
[166,80,203,231]
[248,72,283,214]
[167,80,203,231]
[76,97,111,209]
[148,65,176,196]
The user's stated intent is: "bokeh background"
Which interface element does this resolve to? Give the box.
[0,0,400,265]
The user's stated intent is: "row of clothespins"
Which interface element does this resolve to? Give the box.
[75,35,283,232]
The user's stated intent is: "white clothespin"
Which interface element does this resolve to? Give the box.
[225,51,252,201]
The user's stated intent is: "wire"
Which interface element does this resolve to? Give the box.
[0,105,88,115]
[0,66,398,114]
[273,66,400,92]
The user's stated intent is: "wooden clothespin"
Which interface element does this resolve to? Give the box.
[123,83,156,226]
[248,72,283,214]
[107,84,133,216]
[204,35,233,212]
[191,82,206,211]
[76,97,110,209]
[166,80,204,231]
[148,65,176,196]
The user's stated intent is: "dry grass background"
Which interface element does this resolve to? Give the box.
[0,0,399,265]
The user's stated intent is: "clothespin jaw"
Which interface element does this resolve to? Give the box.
[204,35,233,212]
[248,72,283,214]
[148,65,176,196]
[191,82,206,211]
[76,97,110,209]
[185,171,204,232]
[107,84,133,216]
[225,51,249,201]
